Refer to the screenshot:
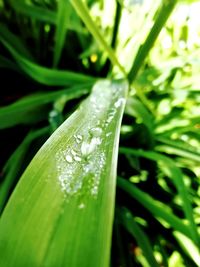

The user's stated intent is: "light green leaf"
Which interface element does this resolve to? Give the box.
[128,0,178,82]
[156,137,200,163]
[0,84,91,129]
[125,97,154,132]
[174,231,200,267]
[70,0,127,76]
[168,251,185,267]
[0,79,128,267]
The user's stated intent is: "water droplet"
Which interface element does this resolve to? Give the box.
[90,127,102,137]
[65,155,73,163]
[74,134,83,144]
[106,132,112,137]
[81,142,92,157]
[91,186,98,196]
[78,203,85,209]
[81,137,101,157]
[71,149,77,156]
[114,98,126,108]
[74,155,81,162]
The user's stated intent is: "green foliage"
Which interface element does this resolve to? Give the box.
[0,0,200,266]
[0,80,127,267]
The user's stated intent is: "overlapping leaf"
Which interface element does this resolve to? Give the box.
[0,84,92,129]
[0,24,95,86]
[0,80,128,267]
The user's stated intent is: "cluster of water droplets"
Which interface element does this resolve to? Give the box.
[56,127,105,200]
[56,80,127,204]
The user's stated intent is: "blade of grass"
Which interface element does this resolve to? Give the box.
[174,231,200,267]
[9,0,84,33]
[9,0,56,24]
[156,145,200,163]
[113,220,127,267]
[0,84,92,129]
[0,127,50,214]
[156,137,200,163]
[125,97,154,133]
[53,1,73,67]
[0,55,19,71]
[119,207,160,267]
[0,23,33,60]
[117,177,192,240]
[119,148,200,246]
[0,37,96,86]
[0,79,128,267]
[128,0,178,83]
[70,0,127,77]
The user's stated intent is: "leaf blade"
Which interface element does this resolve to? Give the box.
[0,79,128,267]
[53,1,73,67]
[119,148,200,246]
[0,85,91,129]
[117,177,192,239]
[0,25,95,86]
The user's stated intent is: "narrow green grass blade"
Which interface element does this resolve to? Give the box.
[0,85,91,129]
[0,23,33,60]
[117,178,192,240]
[53,1,72,67]
[0,26,95,86]
[119,207,159,267]
[119,148,200,246]
[70,0,127,76]
[1,39,95,86]
[125,97,154,132]
[0,127,50,214]
[9,0,56,24]
[0,55,19,71]
[156,145,200,163]
[9,0,84,32]
[156,137,200,163]
[128,0,178,82]
[174,231,200,267]
[0,79,128,267]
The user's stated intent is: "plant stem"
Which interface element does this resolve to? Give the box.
[70,0,127,77]
[128,0,178,83]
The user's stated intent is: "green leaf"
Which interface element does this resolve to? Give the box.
[0,84,91,129]
[9,0,84,33]
[174,231,200,267]
[0,79,128,267]
[128,0,178,82]
[9,0,56,24]
[0,23,33,60]
[156,137,200,163]
[125,97,154,132]
[119,148,200,246]
[0,127,50,214]
[0,55,19,71]
[70,0,127,76]
[119,207,159,267]
[53,1,73,67]
[118,177,192,240]
[0,25,95,86]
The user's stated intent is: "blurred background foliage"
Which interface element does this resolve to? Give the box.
[0,0,200,266]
